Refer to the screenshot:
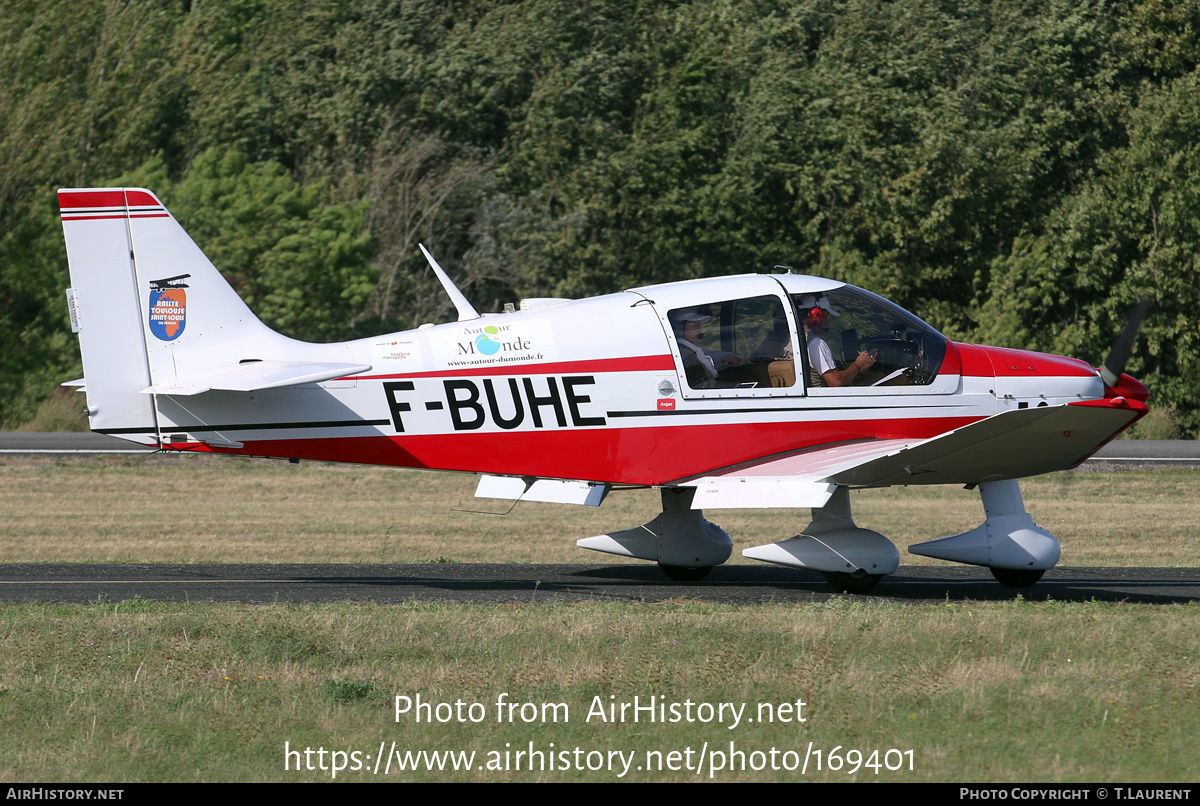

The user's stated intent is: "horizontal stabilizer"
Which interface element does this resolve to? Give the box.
[142,361,371,396]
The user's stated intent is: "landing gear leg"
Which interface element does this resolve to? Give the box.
[577,488,732,581]
[909,479,1060,586]
[742,487,899,592]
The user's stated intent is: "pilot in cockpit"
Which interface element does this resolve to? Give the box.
[799,293,876,387]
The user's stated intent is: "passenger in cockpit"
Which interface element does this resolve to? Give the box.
[671,309,719,388]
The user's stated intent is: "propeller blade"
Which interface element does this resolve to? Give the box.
[1100,299,1150,388]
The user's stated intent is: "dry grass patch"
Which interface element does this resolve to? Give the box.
[0,455,1196,567]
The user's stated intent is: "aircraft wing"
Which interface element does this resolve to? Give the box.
[141,361,371,396]
[680,438,918,510]
[826,399,1141,487]
[679,398,1142,509]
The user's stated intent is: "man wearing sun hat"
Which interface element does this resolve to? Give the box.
[671,308,720,388]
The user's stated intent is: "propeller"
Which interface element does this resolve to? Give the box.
[1099,299,1151,388]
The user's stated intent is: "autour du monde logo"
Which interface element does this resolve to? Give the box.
[475,325,502,355]
[458,323,532,357]
[441,319,556,366]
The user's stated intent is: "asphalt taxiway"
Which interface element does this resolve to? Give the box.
[0,563,1196,606]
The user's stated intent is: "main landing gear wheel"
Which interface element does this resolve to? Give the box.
[658,563,713,582]
[990,568,1045,588]
[823,571,881,594]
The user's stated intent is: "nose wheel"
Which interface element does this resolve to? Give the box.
[823,570,881,594]
[909,480,1060,589]
[990,568,1045,588]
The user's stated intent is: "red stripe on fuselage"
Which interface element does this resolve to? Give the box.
[355,354,676,380]
[181,415,982,486]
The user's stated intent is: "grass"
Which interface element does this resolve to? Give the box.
[0,454,1197,566]
[0,455,1196,782]
[1,598,1197,782]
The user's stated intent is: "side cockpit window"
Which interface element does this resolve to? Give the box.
[794,287,947,389]
[668,296,796,390]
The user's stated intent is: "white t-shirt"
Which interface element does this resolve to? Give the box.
[807,333,836,377]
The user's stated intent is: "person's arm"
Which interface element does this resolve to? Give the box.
[822,349,876,387]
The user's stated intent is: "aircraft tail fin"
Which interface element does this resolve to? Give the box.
[58,188,281,443]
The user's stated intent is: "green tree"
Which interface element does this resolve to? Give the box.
[112,148,377,343]
[981,70,1200,432]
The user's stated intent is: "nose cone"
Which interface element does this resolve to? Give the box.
[1102,371,1150,403]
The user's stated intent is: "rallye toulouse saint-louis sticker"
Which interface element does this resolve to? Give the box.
[148,274,190,341]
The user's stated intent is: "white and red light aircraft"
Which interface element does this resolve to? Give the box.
[58,188,1149,592]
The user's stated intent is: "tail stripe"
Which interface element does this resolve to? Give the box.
[60,189,166,221]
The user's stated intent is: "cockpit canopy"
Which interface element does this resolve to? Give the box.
[796,285,948,387]
[665,281,948,391]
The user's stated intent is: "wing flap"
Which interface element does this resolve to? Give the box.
[687,477,837,509]
[141,361,371,396]
[475,475,609,506]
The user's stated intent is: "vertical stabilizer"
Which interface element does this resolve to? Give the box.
[59,188,281,444]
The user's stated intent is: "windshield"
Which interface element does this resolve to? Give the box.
[794,286,947,387]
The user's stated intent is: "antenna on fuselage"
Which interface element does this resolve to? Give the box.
[419,243,480,322]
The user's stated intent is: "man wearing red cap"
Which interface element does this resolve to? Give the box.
[799,294,876,388]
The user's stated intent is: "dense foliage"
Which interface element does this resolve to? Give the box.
[2,0,1197,432]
